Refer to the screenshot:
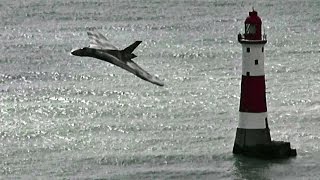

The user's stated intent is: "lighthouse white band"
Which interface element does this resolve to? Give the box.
[242,44,265,76]
[238,112,268,129]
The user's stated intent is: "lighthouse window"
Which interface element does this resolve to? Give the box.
[262,47,264,52]
[246,72,250,76]
[245,24,256,34]
[246,48,250,53]
[255,60,258,65]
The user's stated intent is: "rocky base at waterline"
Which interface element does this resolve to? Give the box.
[233,141,297,159]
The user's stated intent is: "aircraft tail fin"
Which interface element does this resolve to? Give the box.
[123,41,142,54]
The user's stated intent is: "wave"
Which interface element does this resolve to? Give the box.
[99,153,229,166]
[0,71,101,83]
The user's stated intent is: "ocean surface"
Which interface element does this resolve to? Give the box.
[1,0,320,179]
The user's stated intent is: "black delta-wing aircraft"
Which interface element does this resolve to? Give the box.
[71,31,164,86]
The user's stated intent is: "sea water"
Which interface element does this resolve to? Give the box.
[1,0,320,179]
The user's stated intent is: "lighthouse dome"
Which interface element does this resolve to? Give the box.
[244,10,262,40]
[245,10,262,24]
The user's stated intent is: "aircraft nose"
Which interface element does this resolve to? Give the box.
[70,48,82,56]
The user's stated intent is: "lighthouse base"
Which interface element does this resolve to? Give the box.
[233,128,296,159]
[233,141,297,159]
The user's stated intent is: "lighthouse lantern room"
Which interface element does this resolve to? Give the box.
[233,10,297,159]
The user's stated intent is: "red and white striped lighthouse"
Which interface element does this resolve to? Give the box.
[233,10,296,158]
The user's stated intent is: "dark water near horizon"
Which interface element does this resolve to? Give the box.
[1,0,320,179]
